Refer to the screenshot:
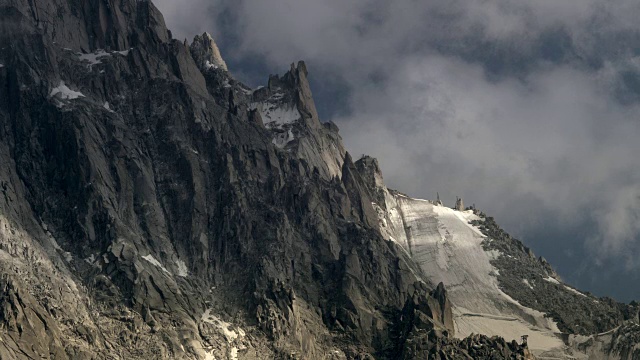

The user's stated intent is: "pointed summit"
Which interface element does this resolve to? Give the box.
[190,32,228,71]
[436,192,443,206]
[355,155,385,190]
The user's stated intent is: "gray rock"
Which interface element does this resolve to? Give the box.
[454,197,464,211]
[190,32,228,72]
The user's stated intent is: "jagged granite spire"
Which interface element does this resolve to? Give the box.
[250,61,346,180]
[190,32,228,71]
[354,155,385,190]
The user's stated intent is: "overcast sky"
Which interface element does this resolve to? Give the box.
[155,0,640,302]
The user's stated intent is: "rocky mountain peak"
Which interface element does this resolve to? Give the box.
[261,61,320,130]
[190,32,228,71]
[355,155,385,190]
[248,61,346,180]
[435,192,443,206]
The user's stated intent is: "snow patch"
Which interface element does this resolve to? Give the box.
[205,60,219,70]
[523,279,534,290]
[544,276,560,285]
[201,309,243,343]
[272,129,295,148]
[240,85,260,96]
[249,102,301,128]
[84,254,101,269]
[142,254,171,275]
[78,49,130,67]
[176,259,188,277]
[564,285,587,297]
[78,50,111,66]
[50,82,85,100]
[102,102,115,112]
[381,195,565,355]
[486,249,502,260]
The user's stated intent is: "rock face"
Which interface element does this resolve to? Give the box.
[454,197,464,211]
[249,61,347,180]
[0,0,512,359]
[0,1,637,359]
[190,32,228,71]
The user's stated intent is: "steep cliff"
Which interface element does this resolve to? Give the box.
[0,1,518,359]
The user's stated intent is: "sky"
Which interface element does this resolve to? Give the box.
[154,0,640,302]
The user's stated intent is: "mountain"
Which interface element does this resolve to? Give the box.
[355,156,640,359]
[0,1,637,359]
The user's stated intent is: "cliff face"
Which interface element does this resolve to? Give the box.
[0,1,472,359]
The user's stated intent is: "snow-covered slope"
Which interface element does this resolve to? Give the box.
[378,193,565,356]
[349,156,562,356]
[352,155,640,358]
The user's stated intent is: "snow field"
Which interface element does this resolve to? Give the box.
[380,195,566,355]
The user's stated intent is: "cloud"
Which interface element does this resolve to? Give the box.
[154,0,640,299]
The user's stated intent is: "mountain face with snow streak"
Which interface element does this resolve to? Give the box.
[355,155,640,359]
[0,1,638,359]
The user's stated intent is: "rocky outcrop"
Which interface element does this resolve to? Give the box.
[401,331,534,360]
[190,32,228,71]
[0,278,66,359]
[454,197,464,211]
[568,322,640,360]
[355,155,387,207]
[472,212,632,335]
[250,61,347,180]
[435,193,443,206]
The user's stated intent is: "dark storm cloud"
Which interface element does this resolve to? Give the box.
[154,0,640,300]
